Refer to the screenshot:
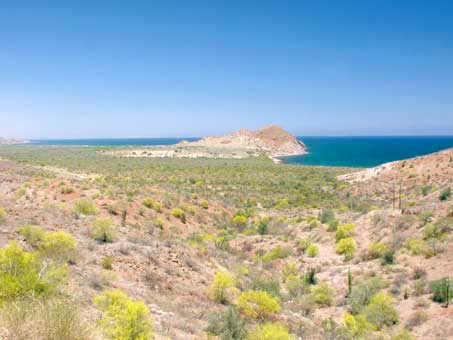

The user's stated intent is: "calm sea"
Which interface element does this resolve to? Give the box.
[32,136,453,168]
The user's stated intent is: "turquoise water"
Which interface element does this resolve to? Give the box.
[283,136,453,168]
[32,136,453,168]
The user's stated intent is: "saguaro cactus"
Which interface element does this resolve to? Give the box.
[347,268,353,296]
[445,278,451,308]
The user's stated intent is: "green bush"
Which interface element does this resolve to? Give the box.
[40,231,77,263]
[246,322,292,340]
[262,246,293,263]
[336,223,355,241]
[405,238,432,257]
[363,292,399,329]
[431,277,452,303]
[73,199,98,215]
[0,297,93,340]
[94,289,154,340]
[369,242,388,259]
[143,197,155,208]
[298,238,312,253]
[282,262,298,281]
[208,271,236,304]
[172,208,186,223]
[344,313,376,337]
[319,209,335,224]
[60,186,74,194]
[347,277,387,314]
[311,282,334,307]
[336,237,357,260]
[0,242,66,301]
[237,290,280,320]
[286,275,305,297]
[19,225,46,248]
[91,217,115,243]
[257,219,269,235]
[439,187,451,201]
[205,307,246,340]
[102,256,114,270]
[306,244,319,257]
[200,200,209,209]
[232,215,247,228]
[250,277,281,298]
[391,329,415,340]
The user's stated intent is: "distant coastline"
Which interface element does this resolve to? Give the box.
[14,135,453,168]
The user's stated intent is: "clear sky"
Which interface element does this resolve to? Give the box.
[1,1,453,139]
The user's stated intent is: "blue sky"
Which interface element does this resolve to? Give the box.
[1,1,453,138]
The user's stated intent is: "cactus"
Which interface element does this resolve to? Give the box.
[347,268,353,296]
[445,278,451,308]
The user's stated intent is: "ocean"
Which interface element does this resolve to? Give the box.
[31,136,453,168]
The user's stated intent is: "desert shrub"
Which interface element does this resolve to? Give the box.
[391,329,415,340]
[73,199,98,215]
[40,231,77,263]
[382,249,395,265]
[257,219,269,235]
[347,277,387,314]
[327,219,339,232]
[208,271,236,304]
[292,294,317,316]
[0,297,94,340]
[172,208,186,223]
[336,223,355,241]
[91,217,115,243]
[405,238,431,257]
[311,282,334,307]
[237,290,280,320]
[19,225,46,248]
[336,237,357,260]
[298,238,312,252]
[344,313,375,337]
[0,207,7,225]
[60,186,74,194]
[151,218,164,229]
[369,242,388,259]
[430,277,452,303]
[439,187,451,201]
[102,256,114,270]
[262,246,293,262]
[274,198,289,210]
[250,277,281,298]
[423,223,446,241]
[319,209,335,224]
[246,322,292,340]
[232,215,247,229]
[205,307,246,340]
[152,201,163,212]
[94,289,154,340]
[0,242,66,301]
[286,275,305,297]
[303,267,317,285]
[200,200,209,209]
[406,310,428,330]
[363,292,399,329]
[419,210,433,226]
[306,244,319,257]
[143,197,155,208]
[282,262,298,281]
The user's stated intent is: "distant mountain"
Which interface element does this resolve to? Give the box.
[186,124,307,157]
[0,137,27,145]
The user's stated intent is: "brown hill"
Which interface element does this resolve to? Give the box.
[187,124,306,157]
